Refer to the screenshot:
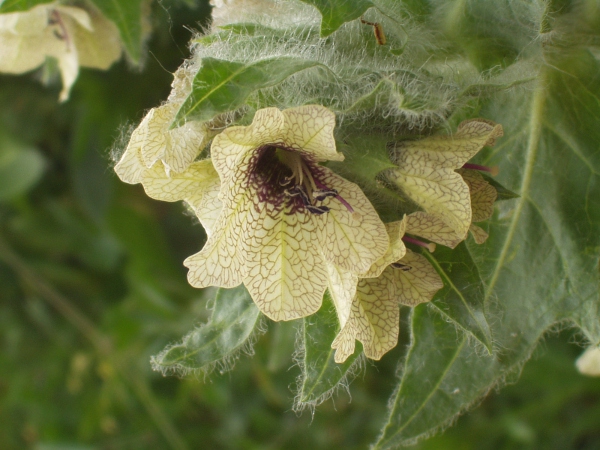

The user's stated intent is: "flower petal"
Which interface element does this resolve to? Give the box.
[211,107,286,180]
[184,186,254,289]
[360,219,407,278]
[114,127,146,184]
[389,119,503,238]
[327,263,359,329]
[460,170,498,222]
[388,166,472,238]
[469,224,489,244]
[388,249,443,306]
[331,273,399,363]
[281,105,343,161]
[405,211,463,249]
[139,106,170,168]
[318,167,388,273]
[244,204,328,321]
[140,159,222,235]
[164,120,208,173]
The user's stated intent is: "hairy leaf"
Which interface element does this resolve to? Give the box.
[174,57,323,124]
[151,285,260,374]
[297,292,362,407]
[299,0,374,37]
[424,243,492,352]
[373,42,600,450]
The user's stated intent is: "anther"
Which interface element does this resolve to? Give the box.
[391,262,412,271]
[313,188,338,201]
[307,205,330,215]
[295,186,311,206]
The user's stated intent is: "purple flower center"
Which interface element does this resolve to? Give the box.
[247,145,355,216]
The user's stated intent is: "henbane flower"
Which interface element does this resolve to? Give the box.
[0,2,122,101]
[184,105,389,321]
[403,167,500,249]
[386,119,503,239]
[114,68,209,185]
[329,218,443,363]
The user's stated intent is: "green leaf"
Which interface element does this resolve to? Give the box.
[0,130,45,201]
[345,78,404,113]
[296,292,362,407]
[331,132,415,222]
[0,0,52,13]
[372,45,600,449]
[423,243,493,352]
[373,305,474,449]
[151,285,261,374]
[299,0,375,37]
[174,57,324,124]
[89,0,146,64]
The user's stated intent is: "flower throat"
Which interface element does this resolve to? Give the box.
[249,145,357,217]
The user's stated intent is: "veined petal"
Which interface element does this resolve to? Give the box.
[459,169,498,222]
[327,263,359,329]
[164,120,209,173]
[388,249,443,306]
[389,119,503,237]
[318,167,388,273]
[405,211,462,249]
[281,105,342,161]
[388,166,472,238]
[332,274,399,363]
[184,184,254,289]
[140,159,222,234]
[211,107,286,180]
[139,106,170,168]
[114,127,146,184]
[244,204,328,321]
[469,224,489,244]
[361,219,407,278]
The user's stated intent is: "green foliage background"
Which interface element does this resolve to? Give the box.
[1,0,600,449]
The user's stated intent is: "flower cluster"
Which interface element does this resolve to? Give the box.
[115,80,504,362]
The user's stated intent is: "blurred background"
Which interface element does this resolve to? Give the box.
[1,1,600,449]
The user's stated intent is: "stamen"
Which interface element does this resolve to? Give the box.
[307,205,330,215]
[462,163,499,177]
[284,188,300,197]
[402,236,436,252]
[313,178,359,219]
[300,160,318,193]
[285,185,312,206]
[280,176,292,187]
[313,188,338,201]
[391,262,412,271]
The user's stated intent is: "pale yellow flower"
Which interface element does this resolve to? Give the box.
[329,218,443,363]
[114,68,209,185]
[0,2,121,101]
[184,105,389,321]
[140,159,222,236]
[386,119,503,239]
[403,167,500,248]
